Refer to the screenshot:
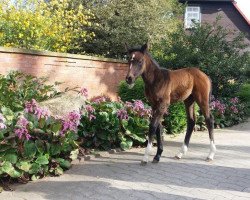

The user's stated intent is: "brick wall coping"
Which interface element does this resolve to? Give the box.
[0,46,127,64]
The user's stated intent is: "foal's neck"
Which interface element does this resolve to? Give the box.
[142,52,160,85]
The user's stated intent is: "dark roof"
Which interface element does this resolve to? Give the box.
[179,0,250,26]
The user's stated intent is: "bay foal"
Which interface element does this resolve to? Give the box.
[125,44,216,165]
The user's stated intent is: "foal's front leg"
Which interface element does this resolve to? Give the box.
[141,104,166,165]
[141,124,162,165]
[152,124,163,163]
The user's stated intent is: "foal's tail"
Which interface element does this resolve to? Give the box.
[208,77,213,106]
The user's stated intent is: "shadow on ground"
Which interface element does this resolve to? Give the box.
[15,180,204,200]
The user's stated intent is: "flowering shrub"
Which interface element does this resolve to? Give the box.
[78,97,150,150]
[210,97,247,128]
[0,100,80,180]
[0,71,61,112]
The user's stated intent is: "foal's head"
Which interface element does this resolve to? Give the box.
[125,43,148,85]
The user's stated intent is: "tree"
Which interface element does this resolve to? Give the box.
[78,0,183,58]
[0,0,95,53]
[152,18,250,97]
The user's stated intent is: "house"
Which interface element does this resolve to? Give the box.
[179,0,250,50]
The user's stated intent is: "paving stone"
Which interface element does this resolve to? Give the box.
[1,119,250,200]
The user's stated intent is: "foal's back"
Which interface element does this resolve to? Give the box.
[166,67,211,104]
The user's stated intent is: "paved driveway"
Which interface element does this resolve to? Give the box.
[1,120,250,200]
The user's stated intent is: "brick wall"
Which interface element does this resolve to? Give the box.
[0,47,128,100]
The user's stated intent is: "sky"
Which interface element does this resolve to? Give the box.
[235,0,250,23]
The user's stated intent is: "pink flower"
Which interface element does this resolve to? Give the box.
[17,117,29,127]
[91,96,109,104]
[85,105,95,113]
[211,99,226,115]
[0,123,6,130]
[25,99,38,113]
[0,114,6,130]
[25,99,50,119]
[34,107,50,120]
[15,127,31,140]
[230,97,239,104]
[133,100,144,111]
[80,87,88,98]
[67,111,81,126]
[60,111,81,135]
[230,106,238,114]
[15,116,31,140]
[125,101,133,109]
[117,109,128,120]
[89,114,96,121]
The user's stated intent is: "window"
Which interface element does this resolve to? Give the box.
[184,6,201,29]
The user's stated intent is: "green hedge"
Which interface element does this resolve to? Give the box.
[118,79,187,134]
[237,83,250,116]
[118,78,147,103]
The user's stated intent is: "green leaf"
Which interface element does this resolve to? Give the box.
[0,144,12,152]
[35,155,49,165]
[129,133,146,143]
[24,140,37,158]
[51,122,62,135]
[70,149,79,160]
[66,131,78,141]
[54,166,64,176]
[120,139,133,150]
[96,132,109,140]
[16,161,31,172]
[4,153,18,164]
[28,163,41,174]
[1,107,14,121]
[0,132,4,140]
[31,174,40,181]
[2,161,22,178]
[39,118,46,128]
[50,144,61,156]
[99,112,109,122]
[35,140,45,154]
[55,158,71,169]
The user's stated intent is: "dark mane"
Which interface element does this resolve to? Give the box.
[127,47,143,54]
[145,52,161,69]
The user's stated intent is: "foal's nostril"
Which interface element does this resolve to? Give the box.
[126,76,132,84]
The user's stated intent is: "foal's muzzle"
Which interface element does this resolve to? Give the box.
[126,76,133,85]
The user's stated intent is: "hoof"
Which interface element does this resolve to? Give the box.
[205,157,213,162]
[140,161,148,166]
[152,159,159,163]
[174,155,181,160]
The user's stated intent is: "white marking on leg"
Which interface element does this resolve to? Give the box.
[207,141,216,160]
[175,143,188,159]
[142,142,152,162]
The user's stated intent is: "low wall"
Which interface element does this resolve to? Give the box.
[0,47,128,100]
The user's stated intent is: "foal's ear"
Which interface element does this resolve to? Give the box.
[140,43,148,53]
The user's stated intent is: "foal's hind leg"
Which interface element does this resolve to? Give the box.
[175,97,195,159]
[205,113,216,161]
[199,103,216,161]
